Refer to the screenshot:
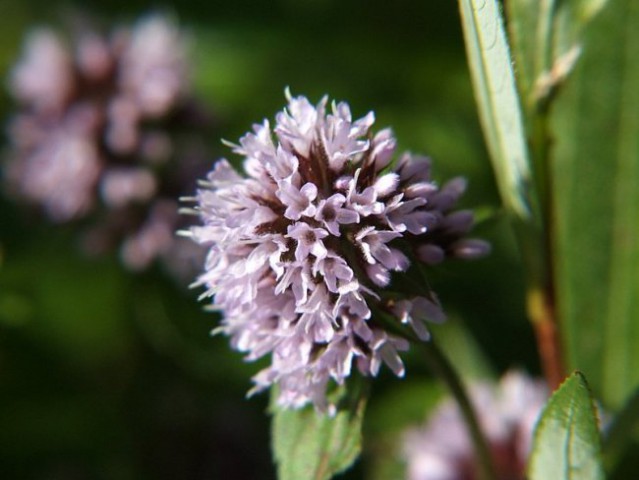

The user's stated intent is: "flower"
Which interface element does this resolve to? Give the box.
[3,13,209,274]
[402,371,548,480]
[186,91,489,412]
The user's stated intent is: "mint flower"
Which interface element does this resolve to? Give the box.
[4,14,208,273]
[185,92,489,412]
[402,372,547,480]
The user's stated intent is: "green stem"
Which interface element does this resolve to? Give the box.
[418,339,497,480]
[371,309,496,479]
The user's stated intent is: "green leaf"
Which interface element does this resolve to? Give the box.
[506,0,558,107]
[507,0,607,111]
[603,385,639,462]
[271,380,367,480]
[528,372,604,480]
[548,0,639,408]
[457,0,537,222]
[430,316,495,381]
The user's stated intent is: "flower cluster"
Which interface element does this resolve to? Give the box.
[186,92,489,412]
[402,371,548,480]
[4,13,208,272]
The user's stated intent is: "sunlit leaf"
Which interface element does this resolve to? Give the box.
[457,0,537,222]
[528,372,604,480]
[272,381,367,480]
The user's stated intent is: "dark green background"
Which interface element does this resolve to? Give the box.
[0,1,537,478]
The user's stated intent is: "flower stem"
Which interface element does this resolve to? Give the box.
[419,339,497,480]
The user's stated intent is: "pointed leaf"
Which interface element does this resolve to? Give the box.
[528,372,604,480]
[272,381,367,480]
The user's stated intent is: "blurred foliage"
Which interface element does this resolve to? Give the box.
[548,0,639,411]
[504,2,639,472]
[462,0,639,477]
[0,1,540,479]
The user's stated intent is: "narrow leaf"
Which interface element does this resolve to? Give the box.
[272,381,367,480]
[457,0,537,221]
[549,0,639,408]
[528,372,604,480]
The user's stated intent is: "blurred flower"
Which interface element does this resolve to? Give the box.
[4,13,209,274]
[402,371,548,480]
[185,91,489,412]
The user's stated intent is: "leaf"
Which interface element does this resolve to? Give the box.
[506,0,558,107]
[528,372,604,480]
[430,317,494,381]
[548,0,639,408]
[271,381,367,480]
[507,0,608,111]
[457,0,538,222]
[603,385,639,458]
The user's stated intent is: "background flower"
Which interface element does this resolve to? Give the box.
[402,371,548,480]
[3,13,210,274]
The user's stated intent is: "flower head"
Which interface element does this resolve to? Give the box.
[402,371,548,480]
[187,91,489,412]
[4,13,209,274]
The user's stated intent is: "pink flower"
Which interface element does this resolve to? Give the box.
[277,181,318,220]
[9,28,74,113]
[286,223,329,262]
[315,193,359,236]
[187,92,488,411]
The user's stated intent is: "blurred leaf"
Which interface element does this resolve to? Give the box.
[272,381,367,480]
[506,0,608,271]
[366,381,443,439]
[548,0,639,408]
[507,0,607,111]
[603,385,639,463]
[365,380,443,480]
[457,0,536,221]
[506,0,557,106]
[431,317,494,380]
[528,372,604,480]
